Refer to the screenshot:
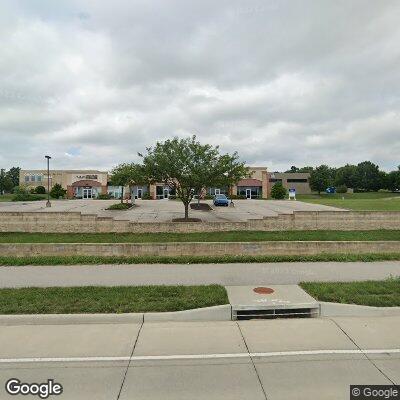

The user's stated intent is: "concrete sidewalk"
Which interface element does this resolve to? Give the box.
[0,317,398,399]
[0,261,399,288]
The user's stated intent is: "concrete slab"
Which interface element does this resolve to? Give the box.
[256,358,391,400]
[120,362,265,400]
[227,284,319,310]
[332,316,400,351]
[0,323,140,359]
[134,321,246,356]
[227,285,319,318]
[374,359,400,384]
[144,305,231,322]
[0,365,125,400]
[320,302,400,317]
[238,319,358,353]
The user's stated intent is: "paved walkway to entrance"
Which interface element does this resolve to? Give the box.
[0,316,398,399]
[0,199,342,222]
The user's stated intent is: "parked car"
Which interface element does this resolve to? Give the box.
[213,194,229,206]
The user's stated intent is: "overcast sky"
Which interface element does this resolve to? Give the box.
[1,0,399,172]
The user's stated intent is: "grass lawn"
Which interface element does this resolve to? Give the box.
[0,194,15,202]
[1,253,400,266]
[300,278,400,307]
[2,230,400,243]
[297,192,400,211]
[0,285,228,314]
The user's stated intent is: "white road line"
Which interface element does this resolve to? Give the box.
[0,349,398,363]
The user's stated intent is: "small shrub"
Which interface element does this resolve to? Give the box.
[230,194,246,200]
[204,194,213,200]
[50,183,67,199]
[35,186,46,194]
[12,193,44,202]
[336,184,348,193]
[12,186,28,195]
[142,193,152,200]
[271,182,287,199]
[168,195,177,200]
[106,203,132,210]
[97,193,112,200]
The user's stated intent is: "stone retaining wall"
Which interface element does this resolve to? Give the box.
[0,241,399,257]
[1,211,400,232]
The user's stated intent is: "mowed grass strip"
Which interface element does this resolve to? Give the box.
[2,230,400,243]
[0,285,228,314]
[297,192,400,211]
[1,253,400,266]
[300,278,400,307]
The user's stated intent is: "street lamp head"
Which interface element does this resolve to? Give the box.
[45,155,51,160]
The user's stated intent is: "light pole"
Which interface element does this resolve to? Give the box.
[45,155,51,207]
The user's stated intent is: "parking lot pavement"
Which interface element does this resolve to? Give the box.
[0,317,398,399]
[0,198,342,222]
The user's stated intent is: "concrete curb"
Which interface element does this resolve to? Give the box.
[144,305,231,322]
[320,301,400,317]
[0,305,231,325]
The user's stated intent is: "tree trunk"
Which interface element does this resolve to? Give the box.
[184,202,189,220]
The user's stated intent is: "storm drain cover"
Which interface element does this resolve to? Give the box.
[226,285,320,320]
[253,287,275,295]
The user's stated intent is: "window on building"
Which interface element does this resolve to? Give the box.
[269,179,282,183]
[287,178,308,183]
[24,176,30,182]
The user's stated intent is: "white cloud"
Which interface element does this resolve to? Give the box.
[0,0,399,172]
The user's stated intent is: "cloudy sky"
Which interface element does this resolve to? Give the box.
[1,0,399,172]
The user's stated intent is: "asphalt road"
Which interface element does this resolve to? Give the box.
[0,316,398,399]
[0,261,399,288]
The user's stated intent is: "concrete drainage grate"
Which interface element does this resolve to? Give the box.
[234,307,320,320]
[226,285,320,321]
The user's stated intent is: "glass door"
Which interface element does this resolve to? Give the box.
[246,189,252,199]
[163,188,169,199]
[83,188,92,199]
[137,188,142,199]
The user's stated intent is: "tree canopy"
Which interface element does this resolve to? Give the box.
[0,169,13,194]
[140,135,248,219]
[309,165,333,194]
[110,163,145,203]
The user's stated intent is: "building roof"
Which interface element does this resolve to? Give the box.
[20,170,107,174]
[268,172,310,178]
[237,178,262,187]
[72,179,102,187]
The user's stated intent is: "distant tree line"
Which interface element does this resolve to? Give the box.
[286,162,400,194]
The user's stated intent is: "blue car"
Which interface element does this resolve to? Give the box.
[213,194,229,206]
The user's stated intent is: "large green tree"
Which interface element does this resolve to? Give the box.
[110,163,145,203]
[387,166,400,192]
[6,167,20,188]
[334,164,357,188]
[140,136,248,219]
[309,165,333,194]
[0,169,13,194]
[355,161,381,191]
